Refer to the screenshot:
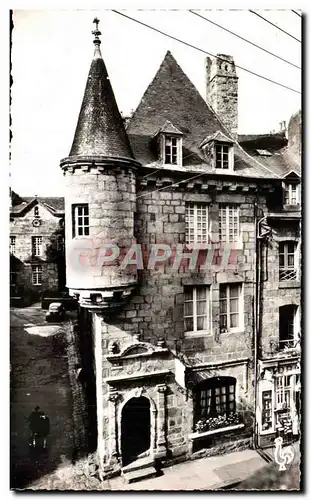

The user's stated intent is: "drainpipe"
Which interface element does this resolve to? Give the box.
[253,198,260,450]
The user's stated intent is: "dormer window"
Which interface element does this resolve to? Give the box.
[165,136,178,164]
[200,131,234,171]
[153,120,183,167]
[284,183,300,205]
[216,143,229,169]
[282,171,301,207]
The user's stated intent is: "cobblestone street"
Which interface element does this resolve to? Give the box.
[10,305,74,489]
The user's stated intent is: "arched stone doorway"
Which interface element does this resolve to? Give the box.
[121,396,150,466]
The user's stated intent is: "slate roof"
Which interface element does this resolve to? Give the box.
[10,196,64,215]
[238,132,301,178]
[69,44,134,159]
[127,51,281,180]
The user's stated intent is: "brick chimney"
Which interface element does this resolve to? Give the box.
[206,55,238,139]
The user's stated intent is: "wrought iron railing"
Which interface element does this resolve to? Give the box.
[278,339,300,351]
[279,268,298,281]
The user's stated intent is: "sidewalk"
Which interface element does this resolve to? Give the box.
[106,449,268,491]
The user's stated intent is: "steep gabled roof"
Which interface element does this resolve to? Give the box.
[69,42,134,159]
[200,130,233,148]
[10,196,64,216]
[155,120,183,136]
[127,51,278,179]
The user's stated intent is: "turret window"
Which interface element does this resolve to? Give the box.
[72,204,89,237]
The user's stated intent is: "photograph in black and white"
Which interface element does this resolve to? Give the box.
[10,9,302,491]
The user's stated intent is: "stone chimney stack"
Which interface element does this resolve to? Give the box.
[287,110,301,158]
[206,55,238,139]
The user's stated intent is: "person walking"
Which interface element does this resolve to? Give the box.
[28,406,42,448]
[38,412,50,449]
[27,406,50,449]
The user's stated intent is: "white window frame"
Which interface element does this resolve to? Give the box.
[215,143,233,170]
[219,204,240,244]
[32,265,42,286]
[73,204,90,237]
[185,203,209,244]
[10,235,16,255]
[219,283,244,333]
[284,183,300,205]
[184,286,212,336]
[32,236,43,257]
[279,241,299,281]
[279,305,300,350]
[163,135,182,166]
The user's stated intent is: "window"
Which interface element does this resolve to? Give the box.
[32,265,42,285]
[284,183,300,205]
[275,375,292,418]
[279,305,299,349]
[10,270,17,286]
[185,203,209,244]
[10,236,16,255]
[215,144,229,169]
[256,149,272,156]
[219,284,243,332]
[195,377,236,420]
[32,236,43,257]
[72,204,89,237]
[57,235,65,253]
[34,206,39,217]
[164,136,181,165]
[184,286,211,333]
[279,241,298,281]
[219,204,240,243]
[262,391,273,431]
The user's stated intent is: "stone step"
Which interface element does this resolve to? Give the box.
[121,456,155,474]
[122,466,158,484]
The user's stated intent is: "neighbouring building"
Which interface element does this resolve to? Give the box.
[10,193,65,304]
[239,115,302,447]
[60,20,301,477]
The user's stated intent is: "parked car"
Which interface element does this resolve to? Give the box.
[45,302,66,323]
[41,291,78,311]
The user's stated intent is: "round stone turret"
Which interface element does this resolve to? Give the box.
[60,19,140,309]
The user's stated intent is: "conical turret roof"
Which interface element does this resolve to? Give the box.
[69,20,133,159]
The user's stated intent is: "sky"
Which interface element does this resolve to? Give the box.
[10,8,302,196]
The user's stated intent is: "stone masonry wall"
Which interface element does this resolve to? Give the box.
[97,180,269,461]
[10,203,61,298]
[64,165,137,291]
[260,222,301,358]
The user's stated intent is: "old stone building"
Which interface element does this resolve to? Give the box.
[10,193,65,304]
[239,116,301,447]
[61,21,301,478]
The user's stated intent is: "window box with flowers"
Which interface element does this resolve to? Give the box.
[189,377,245,440]
[189,413,244,440]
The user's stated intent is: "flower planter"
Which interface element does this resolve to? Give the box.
[189,423,245,441]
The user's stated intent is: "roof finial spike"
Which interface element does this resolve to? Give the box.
[92,17,101,46]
